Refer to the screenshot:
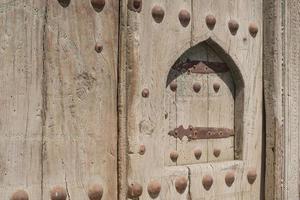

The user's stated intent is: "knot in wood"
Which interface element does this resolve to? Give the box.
[175,176,188,194]
[247,168,257,184]
[11,190,29,200]
[88,184,103,200]
[206,14,216,29]
[147,180,161,198]
[202,175,213,191]
[225,171,235,187]
[228,19,239,35]
[178,10,191,27]
[152,5,165,23]
[127,182,143,198]
[50,186,67,200]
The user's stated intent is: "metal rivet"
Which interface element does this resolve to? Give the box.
[170,151,179,162]
[249,23,258,37]
[194,148,202,160]
[95,43,103,53]
[58,0,70,7]
[202,175,213,191]
[152,5,165,23]
[50,186,67,200]
[228,19,239,35]
[133,0,142,11]
[170,81,177,92]
[147,180,161,198]
[213,149,221,157]
[175,176,188,194]
[193,83,201,93]
[11,190,29,200]
[213,83,220,93]
[142,88,149,98]
[127,182,143,199]
[206,14,216,30]
[225,171,235,187]
[247,168,257,184]
[178,10,191,27]
[88,184,103,200]
[91,0,105,12]
[139,144,146,155]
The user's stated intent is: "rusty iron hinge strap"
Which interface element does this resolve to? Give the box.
[168,126,234,140]
[173,60,229,74]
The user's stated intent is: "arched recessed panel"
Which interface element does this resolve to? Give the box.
[165,41,242,165]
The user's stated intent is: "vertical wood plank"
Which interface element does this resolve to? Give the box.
[43,0,118,199]
[0,0,45,199]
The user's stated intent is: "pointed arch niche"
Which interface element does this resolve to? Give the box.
[165,39,244,165]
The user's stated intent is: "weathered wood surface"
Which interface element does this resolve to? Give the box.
[0,0,45,199]
[42,0,118,199]
[122,0,262,199]
[0,0,119,199]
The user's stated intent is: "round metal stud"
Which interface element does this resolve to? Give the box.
[95,43,103,53]
[178,9,191,27]
[142,88,149,98]
[133,0,142,11]
[147,180,161,198]
[247,168,257,184]
[170,81,177,92]
[58,0,71,7]
[175,176,188,194]
[206,14,216,30]
[202,175,213,191]
[139,144,146,155]
[91,0,105,12]
[193,83,201,93]
[228,19,239,35]
[170,151,179,162]
[194,148,202,160]
[88,184,103,200]
[225,171,235,187]
[50,186,67,200]
[213,83,220,93]
[152,5,165,23]
[249,23,258,37]
[11,190,29,200]
[127,182,143,199]
[213,149,221,157]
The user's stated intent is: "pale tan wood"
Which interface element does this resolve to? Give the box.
[124,0,262,199]
[42,0,118,199]
[0,0,45,199]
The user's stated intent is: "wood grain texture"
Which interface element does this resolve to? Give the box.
[123,0,263,199]
[0,0,45,199]
[42,0,118,199]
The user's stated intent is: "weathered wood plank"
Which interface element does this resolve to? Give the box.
[0,0,45,199]
[42,0,118,199]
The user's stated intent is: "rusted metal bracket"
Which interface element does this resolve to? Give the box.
[173,60,229,74]
[168,125,234,140]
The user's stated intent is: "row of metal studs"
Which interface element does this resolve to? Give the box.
[128,169,257,198]
[170,81,221,93]
[10,184,103,200]
[128,0,258,37]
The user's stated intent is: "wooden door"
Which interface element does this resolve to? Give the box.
[0,0,119,199]
[122,0,262,199]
